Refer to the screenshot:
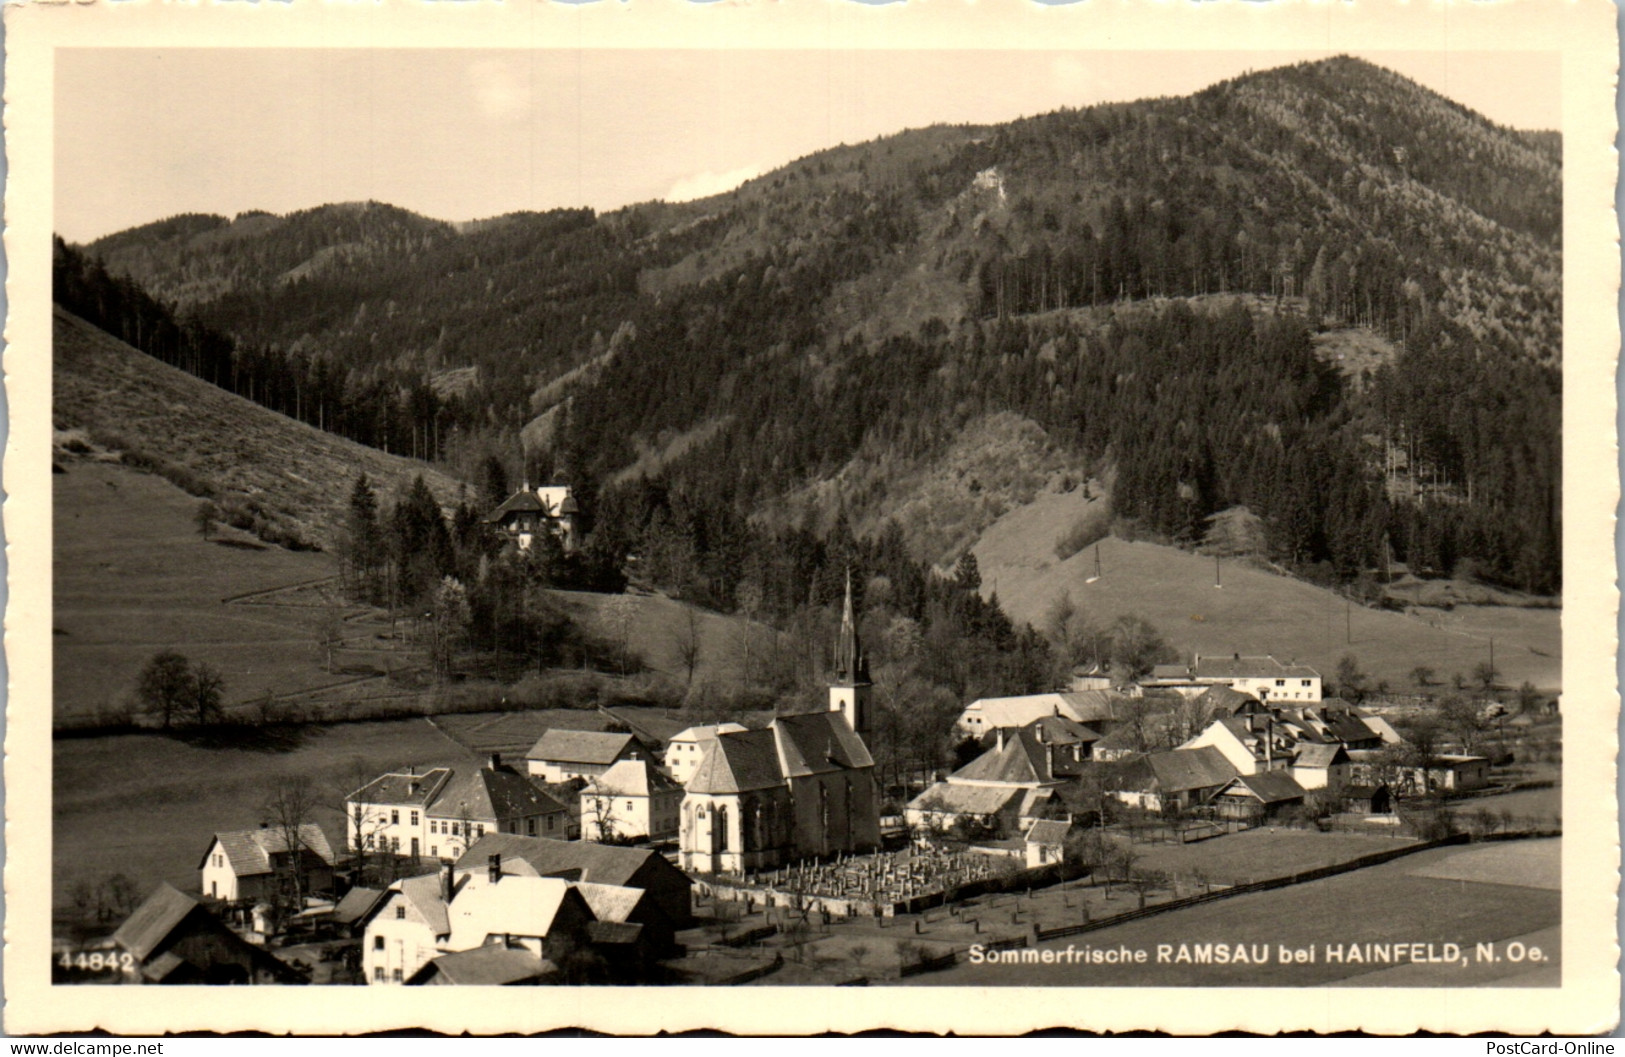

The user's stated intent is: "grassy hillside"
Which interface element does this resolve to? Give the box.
[973,516,1560,692]
[54,305,467,551]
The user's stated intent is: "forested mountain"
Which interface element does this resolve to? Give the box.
[68,55,1561,603]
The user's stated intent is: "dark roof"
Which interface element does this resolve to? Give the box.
[415,946,552,985]
[528,729,638,766]
[1224,771,1308,803]
[687,728,784,794]
[1028,714,1100,746]
[484,489,548,523]
[586,920,645,946]
[205,824,335,877]
[1292,743,1350,769]
[1024,819,1072,845]
[457,833,692,891]
[331,886,388,926]
[430,765,568,822]
[1142,747,1239,793]
[772,711,874,777]
[348,768,452,807]
[1195,684,1259,715]
[113,883,201,962]
[951,728,1053,785]
[1318,710,1381,745]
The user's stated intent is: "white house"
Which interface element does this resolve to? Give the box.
[199,824,336,904]
[526,730,649,784]
[347,755,569,863]
[664,723,748,786]
[362,872,451,985]
[1141,656,1321,702]
[1180,715,1297,776]
[580,758,684,843]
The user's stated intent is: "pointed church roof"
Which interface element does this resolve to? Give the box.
[833,568,869,686]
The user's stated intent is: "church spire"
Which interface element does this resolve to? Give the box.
[834,567,869,686]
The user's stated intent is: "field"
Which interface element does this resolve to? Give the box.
[974,517,1560,692]
[53,459,351,724]
[1126,827,1419,886]
[53,717,475,912]
[918,838,1561,988]
[54,306,466,551]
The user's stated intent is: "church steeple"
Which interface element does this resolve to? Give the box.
[830,569,871,734]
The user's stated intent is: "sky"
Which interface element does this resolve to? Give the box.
[54,47,1562,245]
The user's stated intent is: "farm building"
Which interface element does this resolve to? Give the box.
[1342,783,1394,814]
[907,726,1067,836]
[458,832,694,927]
[954,690,1127,738]
[1346,751,1490,797]
[113,883,303,985]
[1109,747,1239,815]
[1209,771,1309,821]
[526,729,651,783]
[198,823,336,905]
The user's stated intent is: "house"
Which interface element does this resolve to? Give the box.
[1209,771,1309,821]
[346,755,569,863]
[1295,703,1386,750]
[1291,742,1352,792]
[680,575,880,875]
[484,482,579,554]
[575,881,680,957]
[1191,684,1266,718]
[113,883,303,985]
[1181,715,1297,776]
[198,823,336,905]
[527,730,650,783]
[425,755,571,858]
[361,856,604,986]
[460,832,694,927]
[1023,819,1072,868]
[1068,663,1114,692]
[409,945,554,986]
[906,727,1066,837]
[331,886,388,938]
[1141,655,1322,702]
[1090,712,1179,762]
[1342,783,1394,814]
[1109,747,1239,815]
[1346,751,1491,797]
[580,758,684,843]
[955,690,1126,738]
[1023,714,1101,776]
[665,722,748,786]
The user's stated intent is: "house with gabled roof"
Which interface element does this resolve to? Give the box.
[680,576,880,875]
[113,883,303,985]
[527,729,650,783]
[460,832,693,927]
[1291,742,1352,792]
[955,690,1127,737]
[580,757,684,843]
[484,482,578,554]
[1181,715,1298,776]
[1109,746,1239,814]
[346,755,569,864]
[1140,655,1322,702]
[199,823,336,905]
[409,944,554,986]
[665,722,749,786]
[905,727,1066,837]
[1024,818,1073,868]
[1210,771,1309,821]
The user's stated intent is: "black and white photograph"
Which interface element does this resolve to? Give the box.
[6,0,1618,1036]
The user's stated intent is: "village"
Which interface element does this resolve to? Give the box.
[69,483,1562,988]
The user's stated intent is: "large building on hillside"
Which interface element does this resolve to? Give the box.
[484,483,579,554]
[1139,654,1322,702]
[679,575,881,875]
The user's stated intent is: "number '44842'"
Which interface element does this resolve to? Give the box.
[58,951,135,971]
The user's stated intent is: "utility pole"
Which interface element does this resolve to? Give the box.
[1215,554,1222,589]
[1345,598,1352,646]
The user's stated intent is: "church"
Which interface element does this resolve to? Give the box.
[679,576,882,875]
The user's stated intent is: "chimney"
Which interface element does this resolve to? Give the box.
[996,728,1006,753]
[487,853,502,884]
[488,753,502,772]
[440,861,454,904]
[1264,716,1273,768]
